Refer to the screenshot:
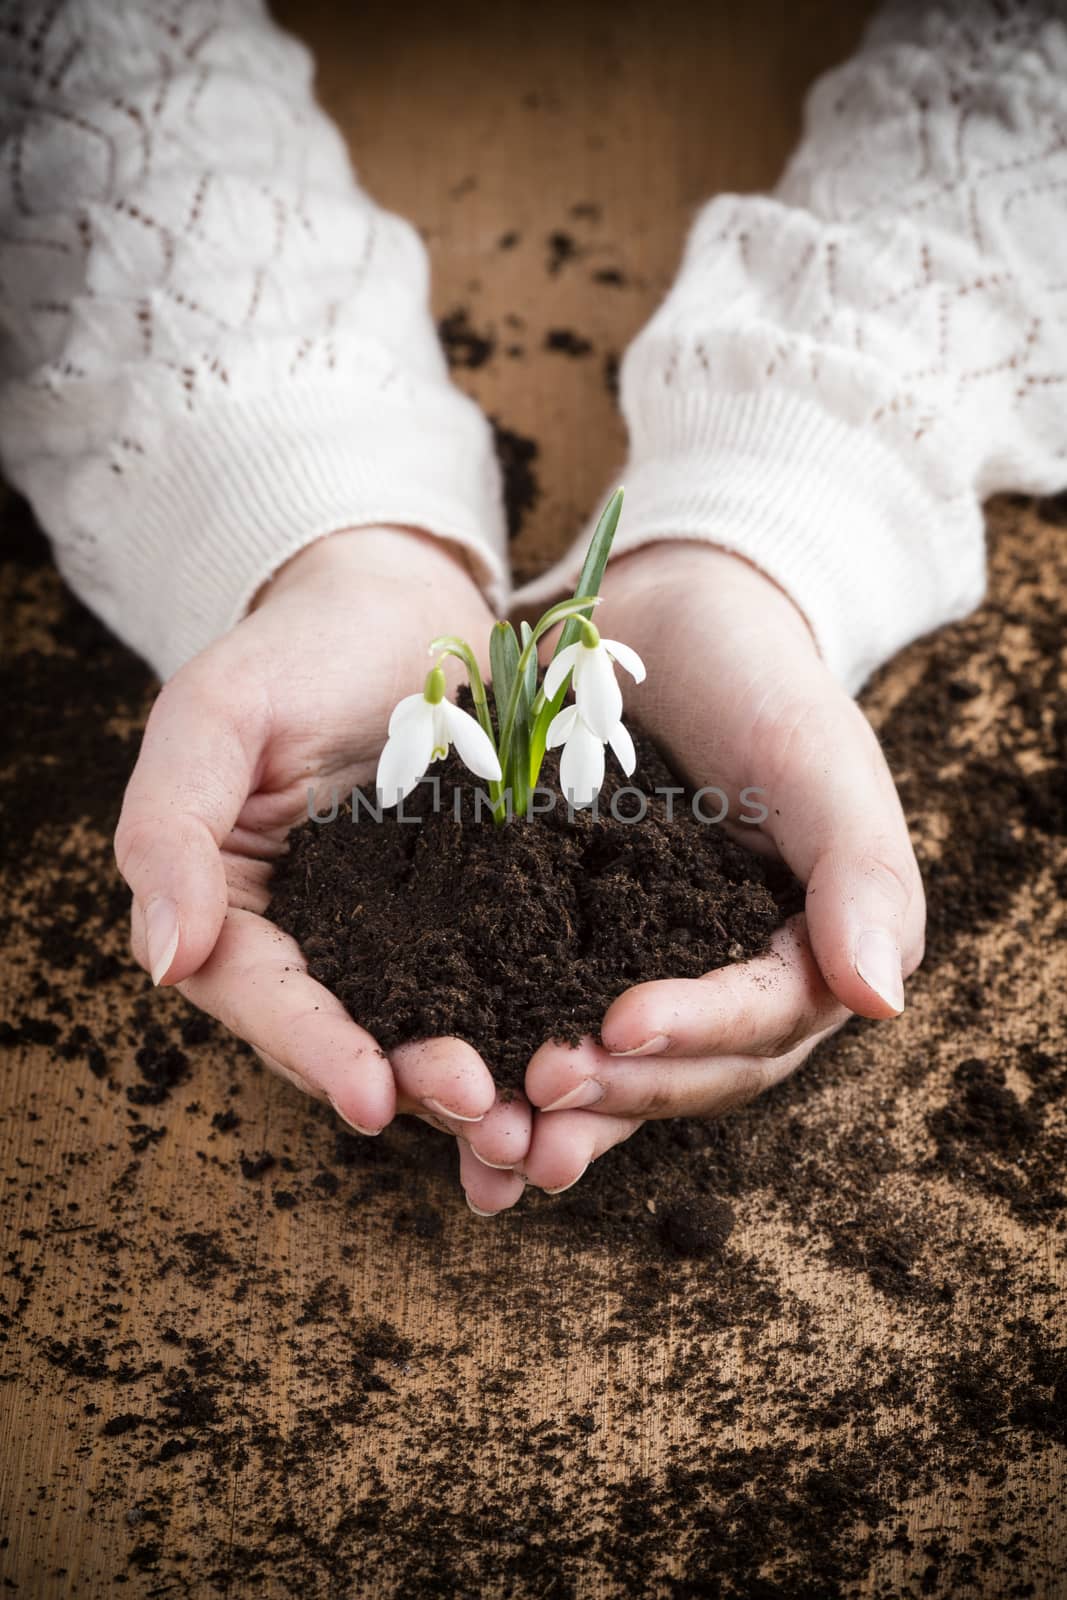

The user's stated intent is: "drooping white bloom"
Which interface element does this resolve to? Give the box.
[376,669,501,808]
[546,703,637,808]
[543,630,644,808]
[543,634,646,741]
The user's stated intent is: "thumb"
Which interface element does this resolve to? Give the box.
[115,661,264,986]
[757,678,925,1019]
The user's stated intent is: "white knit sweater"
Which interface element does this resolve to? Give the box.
[1,1,1065,689]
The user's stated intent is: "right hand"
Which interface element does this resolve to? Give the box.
[114,525,531,1212]
[516,539,926,1200]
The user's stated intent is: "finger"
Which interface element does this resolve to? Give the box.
[178,907,395,1133]
[407,1088,533,1171]
[527,1028,838,1123]
[115,660,267,986]
[753,676,926,1018]
[251,1043,328,1100]
[599,916,849,1059]
[458,1141,526,1216]
[390,1036,497,1125]
[466,1092,534,1170]
[520,1107,642,1194]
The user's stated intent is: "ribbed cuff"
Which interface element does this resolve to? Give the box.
[77,384,508,679]
[515,392,986,693]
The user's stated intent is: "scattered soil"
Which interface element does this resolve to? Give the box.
[544,327,593,357]
[436,305,495,370]
[546,229,580,274]
[1,491,1065,1596]
[269,727,799,1089]
[489,417,541,539]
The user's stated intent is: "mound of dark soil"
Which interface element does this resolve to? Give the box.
[270,731,800,1089]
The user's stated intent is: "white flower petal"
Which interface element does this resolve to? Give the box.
[442,701,503,782]
[608,718,636,777]
[560,719,605,809]
[574,642,623,740]
[376,708,436,806]
[545,703,579,749]
[431,701,452,761]
[543,642,581,702]
[602,638,646,684]
[387,692,431,737]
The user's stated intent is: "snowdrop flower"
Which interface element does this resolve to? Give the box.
[377,666,501,807]
[546,703,636,808]
[543,625,646,742]
[543,622,645,807]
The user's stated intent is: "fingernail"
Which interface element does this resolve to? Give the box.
[466,1196,500,1217]
[472,1150,515,1171]
[423,1097,485,1124]
[855,929,906,1014]
[145,897,180,986]
[545,1162,590,1195]
[541,1079,605,1113]
[608,1033,670,1059]
[328,1100,381,1135]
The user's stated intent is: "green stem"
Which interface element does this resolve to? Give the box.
[428,634,507,823]
[528,488,624,785]
[495,595,599,787]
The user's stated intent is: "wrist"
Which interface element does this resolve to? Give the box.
[603,539,817,654]
[254,524,489,614]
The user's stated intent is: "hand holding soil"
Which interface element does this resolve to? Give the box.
[114,501,926,1213]
[253,502,926,1215]
[6,0,1052,1231]
[113,524,534,1171]
[513,540,927,1204]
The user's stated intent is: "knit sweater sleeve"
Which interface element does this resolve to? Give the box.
[0,0,507,679]
[516,0,1067,692]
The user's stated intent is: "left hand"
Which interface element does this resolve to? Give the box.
[113,524,533,1207]
[498,540,925,1205]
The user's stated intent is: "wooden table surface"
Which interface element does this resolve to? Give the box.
[2,3,1065,1595]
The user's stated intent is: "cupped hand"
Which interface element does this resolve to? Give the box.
[514,540,925,1202]
[114,525,531,1205]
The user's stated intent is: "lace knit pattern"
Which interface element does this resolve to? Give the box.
[521,0,1067,687]
[0,0,506,675]
[2,0,1066,684]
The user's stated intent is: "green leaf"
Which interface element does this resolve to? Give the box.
[528,487,624,783]
[551,486,623,659]
[489,621,520,734]
[495,595,600,788]
[495,602,591,786]
[527,593,602,644]
[490,621,530,813]
[520,621,537,704]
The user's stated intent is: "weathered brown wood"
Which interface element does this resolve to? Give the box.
[1,3,1064,1595]
[298,0,870,581]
